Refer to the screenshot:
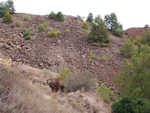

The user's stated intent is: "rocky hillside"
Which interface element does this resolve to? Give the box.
[0,13,127,85]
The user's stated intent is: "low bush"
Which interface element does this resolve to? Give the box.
[2,12,13,24]
[97,83,113,103]
[59,68,72,86]
[120,39,136,57]
[65,28,70,33]
[23,28,30,37]
[48,11,56,19]
[38,22,47,32]
[47,29,61,38]
[64,72,95,92]
[15,21,21,27]
[22,28,31,40]
[23,15,30,21]
[82,22,88,29]
[112,96,150,113]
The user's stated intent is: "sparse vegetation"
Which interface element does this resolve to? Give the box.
[2,12,13,24]
[48,11,56,19]
[97,83,113,103]
[65,28,70,33]
[23,15,30,21]
[105,12,124,37]
[102,55,107,61]
[87,15,110,46]
[82,22,88,29]
[47,29,61,38]
[0,0,15,17]
[64,72,95,92]
[59,68,72,86]
[15,20,21,27]
[78,30,82,34]
[120,39,136,57]
[89,52,96,59]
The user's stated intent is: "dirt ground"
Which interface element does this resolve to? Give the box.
[0,13,128,86]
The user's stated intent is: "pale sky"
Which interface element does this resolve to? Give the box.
[2,0,150,30]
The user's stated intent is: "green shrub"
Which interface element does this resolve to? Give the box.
[59,68,72,86]
[65,28,70,33]
[22,28,31,40]
[15,21,21,27]
[23,28,30,37]
[112,96,150,113]
[135,36,141,45]
[64,72,95,92]
[23,15,30,21]
[38,24,45,32]
[120,39,136,57]
[87,15,110,46]
[0,0,15,17]
[56,11,64,21]
[43,22,48,29]
[97,83,113,103]
[82,22,88,29]
[48,11,56,19]
[47,29,61,37]
[2,12,13,24]
[141,31,150,46]
[38,22,47,32]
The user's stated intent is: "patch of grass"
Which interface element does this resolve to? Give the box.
[65,28,70,33]
[91,42,110,47]
[89,52,96,59]
[23,15,30,21]
[102,55,107,61]
[78,30,82,34]
[82,29,86,32]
